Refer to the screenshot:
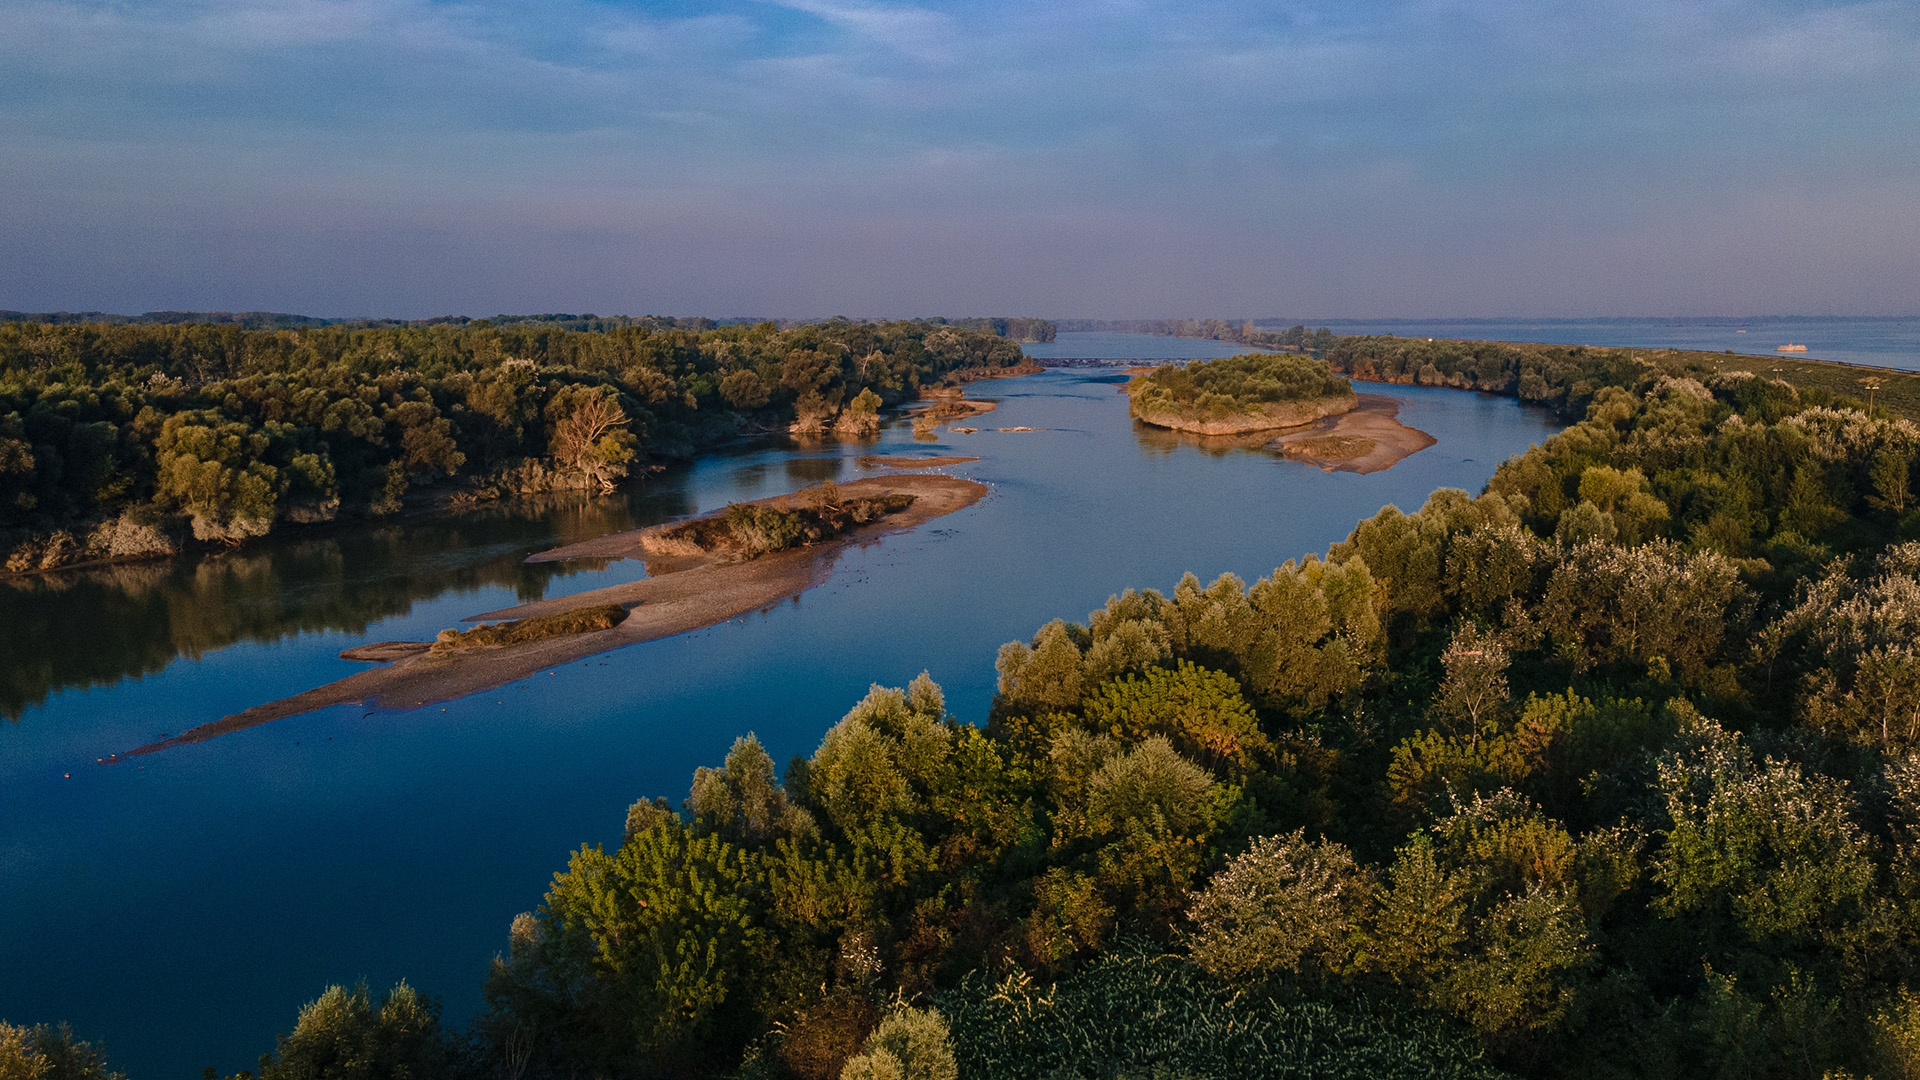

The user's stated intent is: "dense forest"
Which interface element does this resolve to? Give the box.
[0,319,1035,573]
[19,335,1920,1080]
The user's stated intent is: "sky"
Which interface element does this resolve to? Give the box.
[2,0,1917,320]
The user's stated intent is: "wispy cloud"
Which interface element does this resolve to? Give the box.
[1,0,1917,316]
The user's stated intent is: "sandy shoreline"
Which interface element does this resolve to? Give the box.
[119,474,987,757]
[1269,394,1436,474]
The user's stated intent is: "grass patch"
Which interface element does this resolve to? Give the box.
[430,604,628,655]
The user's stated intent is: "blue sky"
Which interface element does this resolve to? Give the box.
[2,0,1917,318]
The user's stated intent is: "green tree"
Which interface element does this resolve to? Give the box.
[0,1022,125,1080]
[258,981,447,1080]
[1185,829,1372,983]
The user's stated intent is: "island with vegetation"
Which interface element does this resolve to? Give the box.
[27,328,1920,1080]
[0,317,1042,574]
[1126,353,1359,435]
[118,475,983,756]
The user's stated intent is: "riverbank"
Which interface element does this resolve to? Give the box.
[117,473,987,756]
[1270,394,1437,474]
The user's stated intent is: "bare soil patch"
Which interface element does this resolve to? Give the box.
[1269,394,1436,474]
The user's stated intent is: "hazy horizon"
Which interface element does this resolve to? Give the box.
[5,0,1918,319]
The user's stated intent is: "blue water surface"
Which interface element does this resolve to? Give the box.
[0,361,1559,1078]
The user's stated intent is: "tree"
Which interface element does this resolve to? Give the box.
[1080,661,1268,773]
[258,981,447,1080]
[1871,447,1914,515]
[1186,829,1371,983]
[838,1005,957,1080]
[529,820,766,1070]
[546,387,636,492]
[687,733,812,845]
[0,1022,125,1080]
[1433,623,1511,748]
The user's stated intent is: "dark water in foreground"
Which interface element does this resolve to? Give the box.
[0,361,1559,1078]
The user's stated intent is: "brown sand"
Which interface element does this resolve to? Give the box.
[909,397,998,423]
[121,474,987,757]
[1269,394,1436,474]
[856,455,981,470]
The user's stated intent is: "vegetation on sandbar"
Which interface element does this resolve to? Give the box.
[1127,353,1357,433]
[428,604,629,655]
[642,482,915,561]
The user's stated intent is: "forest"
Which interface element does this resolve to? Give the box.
[0,319,1033,573]
[17,337,1920,1080]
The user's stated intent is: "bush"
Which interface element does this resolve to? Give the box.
[0,1022,125,1080]
[429,604,627,654]
[939,949,1508,1080]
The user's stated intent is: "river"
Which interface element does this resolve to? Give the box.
[0,335,1560,1077]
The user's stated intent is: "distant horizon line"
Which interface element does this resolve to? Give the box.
[6,309,1920,327]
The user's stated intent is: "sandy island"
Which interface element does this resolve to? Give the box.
[118,474,986,757]
[1269,394,1436,474]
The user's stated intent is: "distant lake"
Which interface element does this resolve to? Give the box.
[0,358,1559,1079]
[1303,316,1920,372]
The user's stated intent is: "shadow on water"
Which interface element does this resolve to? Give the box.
[0,486,697,720]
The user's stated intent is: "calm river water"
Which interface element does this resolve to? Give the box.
[0,335,1559,1077]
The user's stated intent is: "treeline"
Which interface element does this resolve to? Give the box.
[932,318,1056,344]
[1053,319,1335,353]
[1325,334,1920,424]
[0,319,1028,573]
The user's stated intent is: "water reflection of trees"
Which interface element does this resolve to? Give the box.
[1129,419,1281,458]
[0,488,693,719]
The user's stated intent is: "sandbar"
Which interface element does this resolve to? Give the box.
[120,474,986,757]
[1269,394,1436,474]
[856,455,981,470]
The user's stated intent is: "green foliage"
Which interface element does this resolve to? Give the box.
[649,487,916,560]
[0,318,1022,562]
[1185,829,1371,983]
[1081,662,1269,773]
[0,1022,125,1080]
[1128,353,1354,423]
[838,1005,957,1080]
[258,981,447,1080]
[498,820,766,1073]
[940,949,1509,1080]
[428,603,627,654]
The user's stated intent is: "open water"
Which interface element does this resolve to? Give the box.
[0,337,1560,1077]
